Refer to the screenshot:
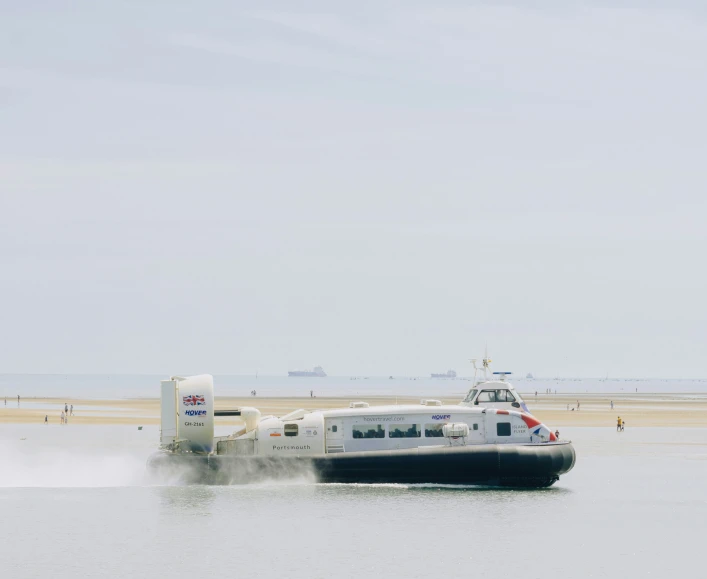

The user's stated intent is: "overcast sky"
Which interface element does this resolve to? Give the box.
[1,1,705,378]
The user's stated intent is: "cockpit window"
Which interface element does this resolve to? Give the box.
[498,390,516,402]
[464,389,478,403]
[476,389,517,403]
[477,390,498,403]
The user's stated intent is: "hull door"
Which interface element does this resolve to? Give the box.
[466,417,485,444]
[325,418,345,453]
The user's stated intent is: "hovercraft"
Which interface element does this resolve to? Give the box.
[148,374,575,487]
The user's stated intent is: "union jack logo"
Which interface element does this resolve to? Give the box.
[182,394,205,406]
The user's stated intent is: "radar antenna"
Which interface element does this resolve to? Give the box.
[470,345,492,385]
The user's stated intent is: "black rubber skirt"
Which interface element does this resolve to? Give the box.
[148,442,576,488]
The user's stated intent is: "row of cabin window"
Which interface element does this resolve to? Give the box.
[352,423,481,439]
[284,422,513,437]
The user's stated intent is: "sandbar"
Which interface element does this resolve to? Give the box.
[2,392,706,428]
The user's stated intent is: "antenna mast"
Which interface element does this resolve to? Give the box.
[471,345,492,385]
[482,345,492,381]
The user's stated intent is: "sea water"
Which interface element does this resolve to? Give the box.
[1,374,706,399]
[1,424,706,578]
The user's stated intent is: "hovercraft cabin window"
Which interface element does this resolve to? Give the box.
[352,424,385,439]
[284,424,298,437]
[389,424,421,438]
[496,422,511,437]
[425,424,444,437]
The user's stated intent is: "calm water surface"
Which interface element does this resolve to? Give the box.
[2,373,706,398]
[1,425,705,578]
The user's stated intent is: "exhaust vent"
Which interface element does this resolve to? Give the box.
[421,399,442,406]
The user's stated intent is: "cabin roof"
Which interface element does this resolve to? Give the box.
[469,380,516,390]
[317,404,482,419]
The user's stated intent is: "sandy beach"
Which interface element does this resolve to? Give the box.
[2,392,707,428]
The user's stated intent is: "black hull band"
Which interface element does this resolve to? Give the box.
[148,442,575,488]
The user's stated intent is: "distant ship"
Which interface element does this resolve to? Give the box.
[288,366,327,377]
[526,373,534,379]
[431,369,457,378]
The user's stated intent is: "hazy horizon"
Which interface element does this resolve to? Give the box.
[2,1,706,378]
[1,371,705,381]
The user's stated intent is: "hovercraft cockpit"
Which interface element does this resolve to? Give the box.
[459,369,531,414]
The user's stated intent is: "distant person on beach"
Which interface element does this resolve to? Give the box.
[17,395,20,406]
[577,401,580,411]
[621,420,625,431]
[60,411,65,424]
[617,416,622,431]
[611,401,614,409]
[44,415,48,424]
[70,404,74,416]
[310,390,313,398]
[65,403,68,415]
[555,429,560,440]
